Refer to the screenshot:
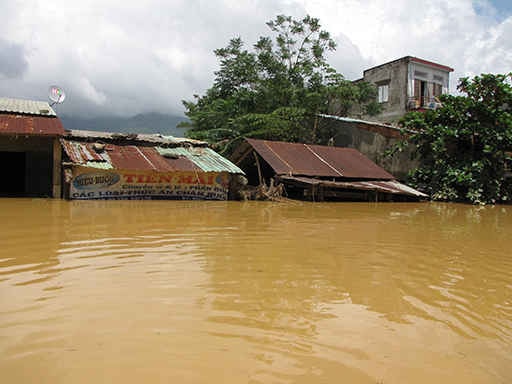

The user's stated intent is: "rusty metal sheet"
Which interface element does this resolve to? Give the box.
[308,145,394,180]
[135,146,200,172]
[62,141,199,172]
[106,145,162,171]
[278,176,427,197]
[162,157,202,172]
[61,139,109,164]
[65,130,207,147]
[0,114,64,136]
[246,139,338,177]
[246,138,394,179]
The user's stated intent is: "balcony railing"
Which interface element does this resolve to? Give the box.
[407,97,442,111]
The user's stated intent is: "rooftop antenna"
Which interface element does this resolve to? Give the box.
[48,85,66,107]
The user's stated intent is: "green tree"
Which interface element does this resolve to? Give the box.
[399,73,512,204]
[180,15,380,154]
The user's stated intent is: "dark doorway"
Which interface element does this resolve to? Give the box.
[420,81,427,107]
[0,152,26,196]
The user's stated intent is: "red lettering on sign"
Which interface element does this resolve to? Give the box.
[159,174,173,183]
[178,175,195,184]
[124,174,137,183]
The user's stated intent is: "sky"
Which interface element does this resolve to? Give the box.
[0,0,511,118]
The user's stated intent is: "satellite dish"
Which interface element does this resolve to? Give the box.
[48,85,66,105]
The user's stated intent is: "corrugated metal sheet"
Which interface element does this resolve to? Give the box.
[318,114,410,138]
[317,114,398,130]
[65,130,207,147]
[0,114,65,136]
[279,176,427,198]
[107,145,175,171]
[157,147,245,174]
[245,138,394,180]
[0,97,57,116]
[84,161,113,170]
[61,140,110,164]
[308,144,394,179]
[61,139,244,174]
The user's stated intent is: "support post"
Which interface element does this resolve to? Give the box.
[253,151,263,185]
[52,138,62,198]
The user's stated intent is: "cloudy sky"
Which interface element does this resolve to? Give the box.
[1,0,511,117]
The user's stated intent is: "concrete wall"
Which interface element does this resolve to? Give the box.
[361,57,409,123]
[318,117,418,180]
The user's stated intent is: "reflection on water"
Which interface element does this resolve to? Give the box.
[0,199,511,383]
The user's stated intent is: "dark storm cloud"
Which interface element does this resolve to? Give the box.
[0,39,28,78]
[0,0,510,117]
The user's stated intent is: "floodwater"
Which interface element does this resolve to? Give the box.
[1,199,511,383]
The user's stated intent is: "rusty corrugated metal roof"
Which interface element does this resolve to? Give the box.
[245,138,394,180]
[61,139,188,171]
[0,114,65,136]
[65,130,207,147]
[0,97,57,116]
[279,176,427,198]
[61,139,242,174]
[107,145,176,171]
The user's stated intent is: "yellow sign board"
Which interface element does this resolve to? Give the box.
[69,168,229,200]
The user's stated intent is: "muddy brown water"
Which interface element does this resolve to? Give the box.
[0,199,511,383]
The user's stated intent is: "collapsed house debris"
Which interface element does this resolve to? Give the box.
[61,130,245,200]
[231,138,427,202]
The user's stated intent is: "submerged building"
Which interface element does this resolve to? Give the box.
[61,130,245,200]
[0,98,64,198]
[0,96,245,201]
[231,138,426,201]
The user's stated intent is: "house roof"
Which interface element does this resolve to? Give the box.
[65,129,207,147]
[363,56,454,75]
[0,97,57,116]
[0,114,65,136]
[239,138,395,180]
[61,138,244,174]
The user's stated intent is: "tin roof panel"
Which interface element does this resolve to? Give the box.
[0,114,64,136]
[61,139,242,174]
[279,176,427,197]
[245,139,337,176]
[307,145,394,179]
[0,97,57,116]
[245,138,394,179]
[65,130,207,146]
[157,147,244,174]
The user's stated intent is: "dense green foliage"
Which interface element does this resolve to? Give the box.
[180,15,380,154]
[400,73,512,204]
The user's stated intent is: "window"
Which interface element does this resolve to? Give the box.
[378,84,389,103]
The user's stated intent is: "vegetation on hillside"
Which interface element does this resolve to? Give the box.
[399,73,512,204]
[180,15,380,155]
